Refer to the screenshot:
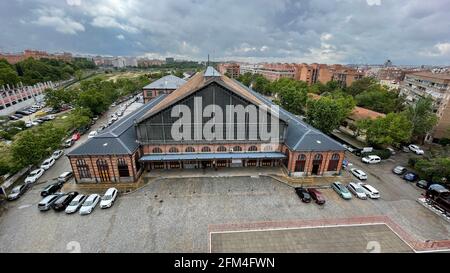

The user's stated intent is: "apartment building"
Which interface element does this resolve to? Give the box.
[400,71,450,142]
[217,63,241,79]
[0,50,73,64]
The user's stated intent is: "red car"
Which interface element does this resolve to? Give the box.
[72,132,81,141]
[307,188,326,205]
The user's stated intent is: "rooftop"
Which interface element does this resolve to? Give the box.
[142,75,186,90]
[408,71,450,83]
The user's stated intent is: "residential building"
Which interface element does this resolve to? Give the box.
[112,57,126,68]
[0,50,73,64]
[217,63,240,79]
[67,67,345,183]
[142,75,187,103]
[400,71,450,142]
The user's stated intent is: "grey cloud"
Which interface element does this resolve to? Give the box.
[0,0,449,65]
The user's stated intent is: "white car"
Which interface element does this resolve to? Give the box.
[111,115,118,122]
[347,182,368,199]
[350,168,368,180]
[52,150,64,160]
[357,182,380,199]
[361,155,381,164]
[40,157,56,170]
[25,168,45,184]
[25,121,34,128]
[65,194,87,214]
[100,188,118,209]
[408,144,424,155]
[79,194,100,215]
[58,171,73,183]
[88,131,98,139]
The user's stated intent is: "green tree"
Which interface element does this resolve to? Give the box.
[44,88,76,110]
[75,70,84,81]
[346,77,378,97]
[405,97,438,142]
[0,59,20,86]
[306,96,356,133]
[269,78,309,115]
[355,87,405,114]
[252,74,271,95]
[414,157,450,184]
[364,112,413,147]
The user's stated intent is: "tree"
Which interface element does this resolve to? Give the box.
[346,77,378,97]
[363,112,413,147]
[405,97,438,142]
[269,78,309,115]
[0,59,20,86]
[414,157,450,185]
[306,96,356,134]
[75,70,84,81]
[355,87,405,114]
[252,74,271,95]
[44,88,76,110]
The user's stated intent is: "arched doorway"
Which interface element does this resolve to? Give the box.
[311,154,323,175]
[96,159,110,182]
[295,154,307,172]
[327,153,340,172]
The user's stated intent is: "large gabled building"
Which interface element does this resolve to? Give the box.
[142,75,187,103]
[67,67,345,183]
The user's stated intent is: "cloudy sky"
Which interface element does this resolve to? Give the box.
[0,0,449,65]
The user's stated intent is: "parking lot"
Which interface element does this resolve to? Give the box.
[1,162,449,252]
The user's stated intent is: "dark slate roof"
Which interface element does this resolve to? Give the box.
[142,75,186,90]
[67,95,166,156]
[232,80,345,152]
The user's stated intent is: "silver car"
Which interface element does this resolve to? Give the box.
[79,194,100,215]
[38,194,61,211]
[347,182,368,199]
[65,194,87,214]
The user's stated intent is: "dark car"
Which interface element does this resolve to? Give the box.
[295,187,312,203]
[7,184,30,201]
[416,180,432,189]
[307,188,326,205]
[40,181,64,197]
[51,192,79,211]
[9,115,20,120]
[403,172,419,182]
[13,112,25,118]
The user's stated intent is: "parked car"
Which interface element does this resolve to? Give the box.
[88,131,98,139]
[79,194,100,215]
[393,166,407,175]
[332,182,352,200]
[52,192,79,211]
[402,146,410,153]
[65,194,87,214]
[24,168,45,184]
[307,188,326,205]
[64,139,74,148]
[416,180,431,189]
[403,172,419,182]
[357,182,380,199]
[38,194,61,211]
[362,155,381,164]
[16,110,30,116]
[350,168,368,180]
[9,115,20,120]
[40,181,64,197]
[72,132,81,141]
[347,182,368,199]
[58,171,73,183]
[52,150,64,160]
[7,184,30,201]
[408,144,424,155]
[40,157,56,170]
[100,188,118,209]
[386,147,396,155]
[294,187,311,203]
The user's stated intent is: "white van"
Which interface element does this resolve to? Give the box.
[362,155,381,164]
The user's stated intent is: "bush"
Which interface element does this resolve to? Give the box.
[439,138,450,146]
[408,158,417,167]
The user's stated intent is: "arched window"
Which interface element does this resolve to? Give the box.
[327,153,340,172]
[185,147,195,153]
[312,154,323,175]
[232,146,242,152]
[169,147,179,153]
[248,146,258,152]
[76,159,91,179]
[217,146,227,152]
[201,146,211,153]
[152,147,162,154]
[117,158,130,177]
[295,154,307,172]
[96,159,110,182]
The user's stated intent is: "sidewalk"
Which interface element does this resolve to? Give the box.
[144,166,285,179]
